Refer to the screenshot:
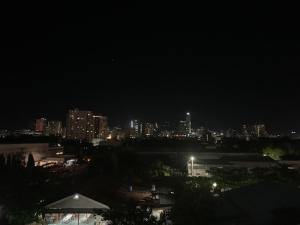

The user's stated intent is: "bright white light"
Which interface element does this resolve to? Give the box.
[107,134,112,140]
[74,194,79,200]
[212,182,217,188]
[186,112,190,115]
[190,156,195,161]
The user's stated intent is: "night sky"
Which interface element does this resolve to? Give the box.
[1,3,300,132]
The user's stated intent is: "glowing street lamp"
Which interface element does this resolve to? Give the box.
[211,182,218,193]
[190,156,195,176]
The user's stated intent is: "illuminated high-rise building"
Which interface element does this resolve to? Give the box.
[186,112,192,135]
[45,121,63,136]
[178,120,187,135]
[242,124,250,141]
[129,119,142,138]
[66,109,94,141]
[35,118,47,133]
[253,124,268,138]
[143,122,155,136]
[93,115,108,139]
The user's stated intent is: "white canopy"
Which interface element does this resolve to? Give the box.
[45,193,109,212]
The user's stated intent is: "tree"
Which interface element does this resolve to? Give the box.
[263,147,285,160]
[6,154,12,168]
[6,208,42,225]
[271,207,300,225]
[148,160,172,178]
[26,153,35,169]
[0,153,5,169]
[172,188,217,225]
[105,205,163,225]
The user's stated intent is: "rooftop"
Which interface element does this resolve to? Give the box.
[45,193,110,213]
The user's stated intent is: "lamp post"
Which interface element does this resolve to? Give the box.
[190,156,195,177]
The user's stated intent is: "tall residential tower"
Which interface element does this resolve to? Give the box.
[186,112,192,136]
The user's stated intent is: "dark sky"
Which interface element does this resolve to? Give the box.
[1,2,300,132]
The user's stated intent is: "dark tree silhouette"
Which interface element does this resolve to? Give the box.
[26,153,35,169]
[105,205,163,225]
[0,153,5,169]
[172,189,217,225]
[6,154,12,168]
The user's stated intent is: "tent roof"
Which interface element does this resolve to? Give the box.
[45,193,109,211]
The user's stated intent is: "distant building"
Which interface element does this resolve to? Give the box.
[178,120,187,136]
[159,121,173,137]
[196,126,205,138]
[143,122,155,136]
[66,109,95,141]
[93,115,108,139]
[187,153,278,177]
[225,128,237,138]
[111,127,126,140]
[0,130,9,138]
[13,129,39,136]
[129,119,142,138]
[241,124,250,141]
[62,127,67,138]
[186,112,192,136]
[252,124,268,138]
[35,118,47,133]
[45,121,63,136]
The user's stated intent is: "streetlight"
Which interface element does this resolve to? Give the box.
[190,156,195,177]
[211,182,218,194]
[212,182,217,188]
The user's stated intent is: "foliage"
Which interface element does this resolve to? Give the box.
[0,153,5,169]
[88,149,174,184]
[165,177,217,225]
[26,153,35,169]
[6,208,42,225]
[148,160,172,178]
[263,146,285,160]
[171,188,217,225]
[209,168,259,189]
[271,207,300,225]
[105,205,163,225]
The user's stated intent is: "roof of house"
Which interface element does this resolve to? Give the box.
[45,193,109,213]
[221,155,276,162]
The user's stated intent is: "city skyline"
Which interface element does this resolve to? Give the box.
[0,110,276,142]
[0,108,297,134]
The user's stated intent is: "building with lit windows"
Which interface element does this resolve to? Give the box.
[93,115,108,139]
[143,122,155,136]
[242,124,250,141]
[252,124,268,138]
[129,119,142,138]
[178,120,187,136]
[35,117,47,133]
[45,121,63,136]
[66,109,95,141]
[186,112,191,136]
